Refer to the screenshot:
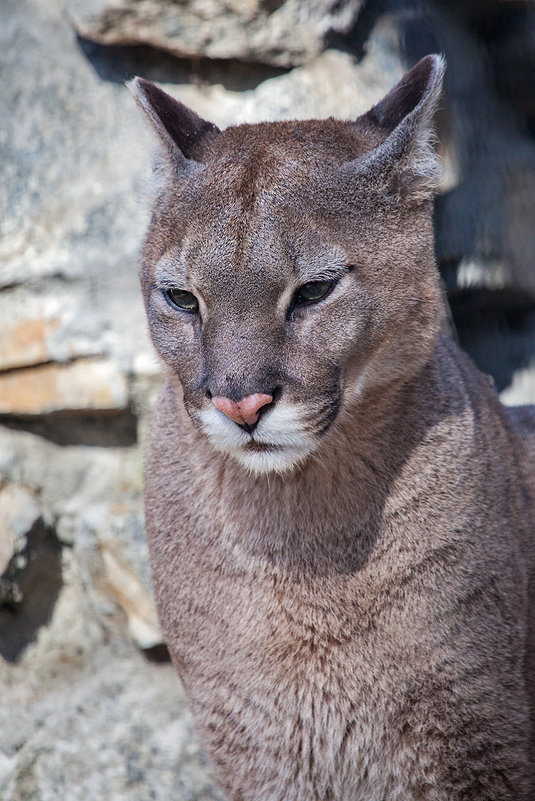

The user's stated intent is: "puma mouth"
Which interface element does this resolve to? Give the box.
[246,440,284,452]
[199,402,318,473]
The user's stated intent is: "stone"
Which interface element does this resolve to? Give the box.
[0,358,129,415]
[0,432,153,665]
[235,42,403,124]
[100,544,162,648]
[0,485,45,654]
[0,285,112,372]
[0,517,63,664]
[0,0,149,294]
[0,645,225,801]
[0,316,61,373]
[0,485,41,574]
[134,19,404,130]
[76,501,163,649]
[66,0,362,68]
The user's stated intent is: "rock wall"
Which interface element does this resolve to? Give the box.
[1,0,535,798]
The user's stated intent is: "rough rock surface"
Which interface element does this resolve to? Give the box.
[2,0,535,797]
[0,645,224,801]
[66,0,362,68]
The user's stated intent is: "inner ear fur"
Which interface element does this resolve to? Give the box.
[128,77,220,171]
[354,54,446,203]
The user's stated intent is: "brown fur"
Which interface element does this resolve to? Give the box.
[130,57,535,799]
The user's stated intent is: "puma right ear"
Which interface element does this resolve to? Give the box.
[128,77,220,174]
[352,55,446,203]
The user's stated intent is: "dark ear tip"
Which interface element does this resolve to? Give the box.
[412,54,446,87]
[127,76,157,102]
[418,53,445,70]
[429,53,446,80]
[365,53,446,133]
[126,76,144,102]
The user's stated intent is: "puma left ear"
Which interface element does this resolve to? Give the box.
[354,54,446,203]
[128,77,220,175]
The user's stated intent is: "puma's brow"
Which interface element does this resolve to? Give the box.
[154,258,189,287]
[155,259,353,288]
[296,263,353,283]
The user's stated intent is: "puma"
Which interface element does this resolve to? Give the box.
[130,56,535,799]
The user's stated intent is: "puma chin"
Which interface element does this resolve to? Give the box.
[198,401,320,474]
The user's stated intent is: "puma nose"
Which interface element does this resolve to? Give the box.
[212,393,274,427]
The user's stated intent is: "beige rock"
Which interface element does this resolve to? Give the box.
[0,317,61,372]
[0,358,128,415]
[0,289,110,372]
[101,544,162,648]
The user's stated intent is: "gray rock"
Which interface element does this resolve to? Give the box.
[0,425,155,659]
[76,500,163,649]
[0,485,41,574]
[0,0,148,292]
[0,645,224,801]
[0,358,130,415]
[66,0,362,68]
[130,19,405,131]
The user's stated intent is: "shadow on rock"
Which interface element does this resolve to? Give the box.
[0,518,63,663]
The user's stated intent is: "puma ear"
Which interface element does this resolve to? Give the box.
[353,55,446,203]
[128,77,220,174]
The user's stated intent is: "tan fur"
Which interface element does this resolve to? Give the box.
[131,57,535,799]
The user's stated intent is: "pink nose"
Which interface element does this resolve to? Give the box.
[212,393,273,426]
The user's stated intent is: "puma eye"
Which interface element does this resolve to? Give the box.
[294,280,334,305]
[166,289,199,313]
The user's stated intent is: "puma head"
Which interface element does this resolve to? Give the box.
[130,55,446,475]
